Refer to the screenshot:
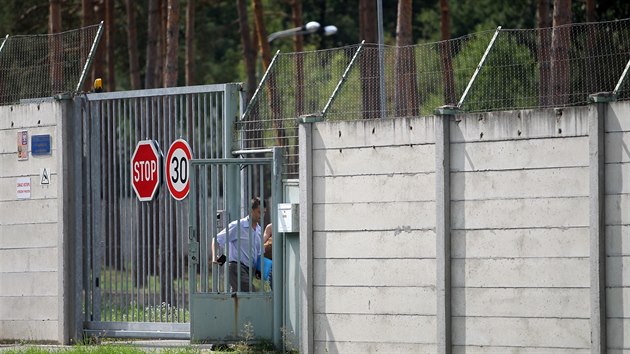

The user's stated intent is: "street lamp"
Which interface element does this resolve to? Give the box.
[267,21,338,43]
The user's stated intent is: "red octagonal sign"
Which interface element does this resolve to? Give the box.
[131,140,162,201]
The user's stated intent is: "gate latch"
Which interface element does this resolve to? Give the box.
[189,241,199,264]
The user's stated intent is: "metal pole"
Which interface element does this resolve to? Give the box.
[272,147,284,349]
[612,56,630,98]
[76,21,104,93]
[240,50,281,121]
[377,0,386,118]
[322,41,365,117]
[457,26,502,108]
[0,34,9,55]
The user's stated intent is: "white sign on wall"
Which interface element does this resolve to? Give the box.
[16,177,31,199]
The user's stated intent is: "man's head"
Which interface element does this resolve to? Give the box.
[250,197,267,225]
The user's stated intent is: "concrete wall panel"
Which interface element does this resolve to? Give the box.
[451,167,588,200]
[0,199,58,225]
[605,132,630,164]
[452,288,589,318]
[606,163,630,194]
[451,108,589,143]
[452,317,590,348]
[607,102,630,132]
[0,126,57,154]
[314,286,435,315]
[315,341,436,354]
[313,201,435,231]
[0,320,59,341]
[313,258,435,287]
[313,173,435,203]
[0,296,58,320]
[452,228,589,258]
[452,258,589,287]
[606,194,630,225]
[0,247,58,272]
[607,256,630,287]
[314,313,436,343]
[0,102,59,129]
[313,144,435,176]
[608,318,630,350]
[607,226,630,256]
[312,116,435,149]
[453,346,589,354]
[451,197,589,229]
[0,174,57,201]
[607,288,630,318]
[450,137,588,172]
[0,272,57,296]
[0,223,58,249]
[313,230,436,259]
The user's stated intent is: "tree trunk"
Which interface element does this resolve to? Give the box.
[237,0,256,104]
[359,0,381,119]
[550,0,572,106]
[126,0,141,90]
[145,0,160,88]
[49,0,63,94]
[164,0,180,87]
[394,0,419,116]
[105,0,115,91]
[82,0,95,92]
[538,0,551,106]
[185,0,195,86]
[253,0,286,148]
[289,0,305,177]
[440,0,456,105]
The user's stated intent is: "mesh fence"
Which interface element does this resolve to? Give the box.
[0,23,101,105]
[239,18,630,177]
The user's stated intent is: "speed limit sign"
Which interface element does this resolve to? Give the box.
[165,139,192,200]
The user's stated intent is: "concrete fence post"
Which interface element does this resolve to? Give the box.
[298,114,321,354]
[434,106,457,354]
[588,93,610,354]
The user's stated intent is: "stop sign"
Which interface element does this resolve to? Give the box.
[131,140,162,201]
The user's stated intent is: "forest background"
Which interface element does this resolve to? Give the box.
[2,0,629,101]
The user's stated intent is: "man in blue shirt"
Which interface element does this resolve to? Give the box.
[215,197,265,292]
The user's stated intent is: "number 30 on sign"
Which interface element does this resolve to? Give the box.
[166,139,192,201]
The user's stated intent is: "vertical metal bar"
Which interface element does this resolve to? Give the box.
[158,96,164,322]
[84,99,93,322]
[179,94,186,321]
[188,160,197,299]
[123,99,130,323]
[81,98,93,322]
[168,95,174,321]
[141,97,148,322]
[76,22,104,93]
[132,98,139,322]
[612,56,630,97]
[240,51,281,120]
[200,162,208,292]
[322,41,365,117]
[92,101,103,322]
[113,100,120,321]
[458,26,502,108]
[259,164,265,294]
[272,147,284,348]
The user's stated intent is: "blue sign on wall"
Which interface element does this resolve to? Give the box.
[31,134,51,156]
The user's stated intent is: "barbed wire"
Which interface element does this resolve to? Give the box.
[0,23,102,106]
[239,18,630,177]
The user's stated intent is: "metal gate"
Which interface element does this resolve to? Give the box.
[187,148,283,346]
[79,83,241,338]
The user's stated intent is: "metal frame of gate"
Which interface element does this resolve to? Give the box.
[79,83,240,339]
[187,147,284,346]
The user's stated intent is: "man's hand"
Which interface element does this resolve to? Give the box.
[216,254,226,265]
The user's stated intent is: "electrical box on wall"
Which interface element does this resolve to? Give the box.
[277,203,299,232]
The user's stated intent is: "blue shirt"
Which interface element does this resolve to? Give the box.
[216,216,262,267]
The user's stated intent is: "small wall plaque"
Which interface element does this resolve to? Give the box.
[32,134,52,156]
